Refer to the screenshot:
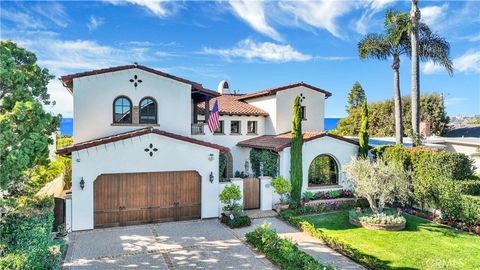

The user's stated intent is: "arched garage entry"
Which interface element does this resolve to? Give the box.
[308,154,339,187]
[93,170,201,228]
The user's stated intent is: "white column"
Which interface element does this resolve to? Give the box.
[259,176,273,211]
[65,192,72,232]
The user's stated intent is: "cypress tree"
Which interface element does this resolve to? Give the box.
[290,96,303,208]
[359,100,369,158]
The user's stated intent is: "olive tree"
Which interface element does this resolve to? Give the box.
[345,157,410,213]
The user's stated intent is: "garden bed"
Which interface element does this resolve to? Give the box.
[348,208,406,231]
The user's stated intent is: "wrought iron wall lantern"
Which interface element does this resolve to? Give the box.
[208,153,214,161]
[209,172,214,183]
[80,177,85,190]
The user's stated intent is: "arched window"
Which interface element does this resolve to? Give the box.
[139,97,157,124]
[113,96,132,123]
[308,154,338,186]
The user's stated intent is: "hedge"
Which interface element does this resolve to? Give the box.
[0,195,59,270]
[372,145,478,224]
[280,211,388,270]
[457,180,480,196]
[281,199,369,217]
[222,215,251,228]
[461,195,480,226]
[246,225,333,270]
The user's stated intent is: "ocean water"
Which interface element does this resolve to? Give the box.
[59,117,343,137]
[60,118,73,136]
[324,118,342,131]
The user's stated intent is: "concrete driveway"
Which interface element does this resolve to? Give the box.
[63,219,276,269]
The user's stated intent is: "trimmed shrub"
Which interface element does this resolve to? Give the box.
[280,198,369,217]
[271,176,291,204]
[246,225,333,270]
[45,239,67,270]
[222,215,251,228]
[457,179,480,196]
[0,195,55,270]
[219,184,242,211]
[460,195,480,226]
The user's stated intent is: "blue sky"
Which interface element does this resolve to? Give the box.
[1,0,479,118]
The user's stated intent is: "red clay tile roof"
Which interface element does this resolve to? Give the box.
[57,127,229,155]
[236,82,332,101]
[197,95,269,116]
[60,64,219,97]
[237,131,362,152]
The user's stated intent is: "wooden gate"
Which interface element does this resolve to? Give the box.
[94,171,201,228]
[243,178,260,209]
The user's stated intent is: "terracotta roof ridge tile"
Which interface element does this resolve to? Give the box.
[237,82,332,101]
[57,127,229,155]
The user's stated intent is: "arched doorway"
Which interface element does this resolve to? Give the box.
[308,154,339,187]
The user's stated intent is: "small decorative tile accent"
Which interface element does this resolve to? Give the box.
[299,93,306,103]
[129,75,143,87]
[144,143,158,157]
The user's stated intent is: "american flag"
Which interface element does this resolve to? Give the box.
[208,100,220,133]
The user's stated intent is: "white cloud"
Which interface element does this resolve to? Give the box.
[87,16,104,31]
[31,2,69,28]
[422,50,480,74]
[202,39,312,63]
[354,0,395,35]
[278,1,355,39]
[228,0,282,41]
[461,32,480,42]
[444,97,466,106]
[44,80,73,118]
[420,4,448,29]
[453,50,480,73]
[422,60,444,74]
[105,0,174,17]
[1,10,45,29]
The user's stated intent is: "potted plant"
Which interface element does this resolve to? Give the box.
[302,191,315,203]
[271,176,291,212]
[219,184,242,216]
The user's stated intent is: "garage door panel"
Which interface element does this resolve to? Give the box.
[94,171,201,228]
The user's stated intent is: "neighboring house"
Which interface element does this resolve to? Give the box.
[425,136,480,173]
[57,65,361,231]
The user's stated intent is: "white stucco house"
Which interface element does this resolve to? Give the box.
[58,64,362,231]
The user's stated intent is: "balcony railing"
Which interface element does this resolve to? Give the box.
[191,123,205,135]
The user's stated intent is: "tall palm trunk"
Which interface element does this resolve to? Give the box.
[393,54,403,144]
[411,0,421,145]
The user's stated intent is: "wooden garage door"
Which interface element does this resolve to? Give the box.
[94,171,201,228]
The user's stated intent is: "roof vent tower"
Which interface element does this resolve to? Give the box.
[217,80,231,95]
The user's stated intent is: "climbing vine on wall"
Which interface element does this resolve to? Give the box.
[249,148,279,177]
[219,152,227,179]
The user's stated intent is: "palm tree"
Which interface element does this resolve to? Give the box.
[359,10,453,145]
[410,0,421,145]
[411,1,453,144]
[359,10,410,144]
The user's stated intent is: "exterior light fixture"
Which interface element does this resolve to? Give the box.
[208,153,214,161]
[80,177,85,190]
[209,172,214,183]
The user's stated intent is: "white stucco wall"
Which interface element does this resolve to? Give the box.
[275,86,325,134]
[443,142,480,173]
[192,114,266,174]
[245,86,326,135]
[73,68,192,143]
[246,96,277,134]
[70,133,220,231]
[276,136,358,203]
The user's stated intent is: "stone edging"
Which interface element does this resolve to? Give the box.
[349,217,406,231]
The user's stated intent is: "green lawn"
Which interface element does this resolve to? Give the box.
[304,211,480,270]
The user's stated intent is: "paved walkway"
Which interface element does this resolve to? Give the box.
[63,219,276,269]
[233,217,365,270]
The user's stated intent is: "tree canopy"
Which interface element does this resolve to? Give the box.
[335,93,448,137]
[0,41,60,194]
[347,82,366,111]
